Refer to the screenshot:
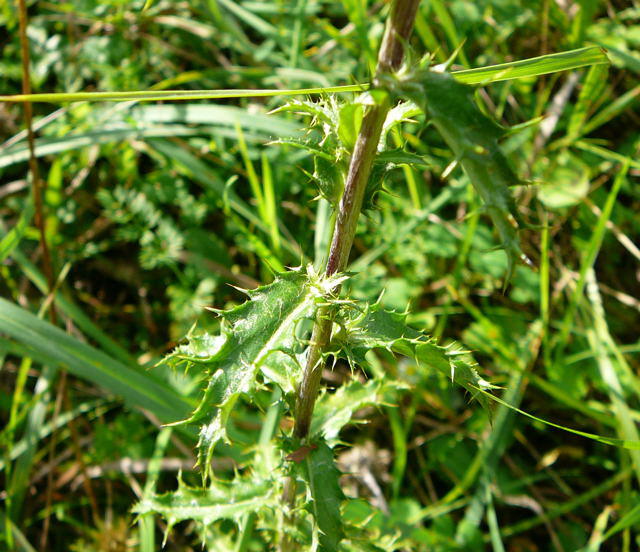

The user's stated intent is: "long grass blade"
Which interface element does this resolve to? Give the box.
[475,387,640,450]
[452,46,609,84]
[0,298,193,422]
[0,48,608,105]
[10,249,136,366]
[0,84,367,104]
[555,162,628,351]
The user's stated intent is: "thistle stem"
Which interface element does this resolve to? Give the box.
[293,0,421,440]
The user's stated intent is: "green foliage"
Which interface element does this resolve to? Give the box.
[135,473,277,538]
[142,265,495,547]
[310,379,402,441]
[0,297,191,423]
[1,1,639,551]
[332,303,495,409]
[299,441,345,552]
[164,267,340,474]
[402,68,527,283]
[0,199,33,262]
[273,96,427,209]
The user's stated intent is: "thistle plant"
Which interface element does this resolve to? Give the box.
[132,2,507,548]
[4,0,633,550]
[127,4,621,551]
[130,1,608,550]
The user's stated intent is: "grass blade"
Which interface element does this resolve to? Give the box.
[139,428,173,552]
[147,138,302,261]
[215,0,278,37]
[453,46,609,84]
[0,298,192,422]
[5,364,56,521]
[555,162,628,351]
[581,84,640,136]
[601,502,640,542]
[567,63,609,139]
[476,387,640,450]
[586,269,640,484]
[0,199,33,262]
[0,84,366,104]
[0,126,212,169]
[497,469,630,540]
[428,0,470,66]
[0,48,608,106]
[11,248,136,366]
[130,103,301,137]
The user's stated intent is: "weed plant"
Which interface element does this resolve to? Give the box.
[1,0,639,550]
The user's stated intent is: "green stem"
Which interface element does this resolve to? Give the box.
[293,0,421,440]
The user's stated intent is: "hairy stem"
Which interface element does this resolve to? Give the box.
[293,0,421,440]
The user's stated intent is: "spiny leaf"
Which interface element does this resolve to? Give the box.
[314,155,345,205]
[166,267,337,475]
[364,149,432,210]
[269,97,336,126]
[310,379,404,440]
[405,69,528,284]
[134,475,276,534]
[300,441,345,552]
[268,137,334,161]
[332,303,495,409]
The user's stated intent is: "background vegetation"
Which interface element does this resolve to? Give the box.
[1,0,639,550]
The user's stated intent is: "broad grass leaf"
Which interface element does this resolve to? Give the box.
[0,298,191,422]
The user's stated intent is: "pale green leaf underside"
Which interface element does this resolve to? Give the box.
[0,47,607,104]
[167,268,331,473]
